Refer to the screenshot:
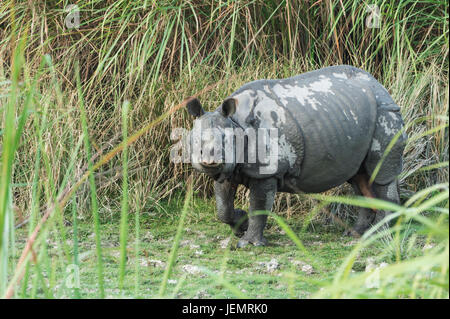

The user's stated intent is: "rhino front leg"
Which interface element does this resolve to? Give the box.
[214,180,248,237]
[237,178,277,248]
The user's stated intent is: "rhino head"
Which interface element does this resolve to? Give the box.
[186,97,239,181]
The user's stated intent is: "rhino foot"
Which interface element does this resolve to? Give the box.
[231,209,249,238]
[236,236,268,248]
[343,228,362,237]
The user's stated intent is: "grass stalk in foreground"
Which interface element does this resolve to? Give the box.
[76,62,105,298]
[71,199,81,299]
[0,35,29,297]
[119,100,130,290]
[134,185,142,297]
[158,177,193,297]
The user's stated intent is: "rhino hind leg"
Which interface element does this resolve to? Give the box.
[347,172,400,236]
[349,103,405,235]
[345,176,375,236]
[364,104,407,185]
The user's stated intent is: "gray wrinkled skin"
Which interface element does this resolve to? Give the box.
[185,65,407,247]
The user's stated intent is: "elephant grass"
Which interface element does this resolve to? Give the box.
[0,0,448,298]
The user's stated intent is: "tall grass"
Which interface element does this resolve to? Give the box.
[76,61,105,297]
[0,0,448,298]
[118,100,129,290]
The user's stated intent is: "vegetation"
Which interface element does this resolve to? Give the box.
[0,0,448,298]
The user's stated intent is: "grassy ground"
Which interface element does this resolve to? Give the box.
[11,196,434,299]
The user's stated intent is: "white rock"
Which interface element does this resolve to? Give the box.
[140,259,166,268]
[301,264,314,275]
[265,258,279,272]
[292,260,314,274]
[219,237,231,249]
[182,264,202,275]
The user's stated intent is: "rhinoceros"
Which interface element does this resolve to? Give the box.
[184,65,406,247]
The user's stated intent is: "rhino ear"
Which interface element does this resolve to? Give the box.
[186,97,205,118]
[221,98,237,117]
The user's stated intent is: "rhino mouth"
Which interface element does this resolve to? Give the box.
[200,162,222,168]
[198,162,225,174]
